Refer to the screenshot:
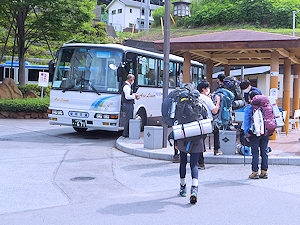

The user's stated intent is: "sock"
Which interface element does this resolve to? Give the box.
[192,178,198,187]
[180,178,186,186]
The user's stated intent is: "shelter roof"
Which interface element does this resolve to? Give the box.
[153,29,300,66]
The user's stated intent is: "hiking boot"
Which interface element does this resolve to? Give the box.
[172,154,180,163]
[249,171,259,179]
[179,184,187,197]
[259,170,268,179]
[214,149,223,156]
[190,186,198,204]
[197,163,205,170]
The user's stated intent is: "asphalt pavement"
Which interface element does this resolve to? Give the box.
[0,119,300,225]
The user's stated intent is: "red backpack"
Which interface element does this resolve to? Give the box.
[251,95,276,136]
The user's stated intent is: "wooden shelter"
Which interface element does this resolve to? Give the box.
[154,29,300,135]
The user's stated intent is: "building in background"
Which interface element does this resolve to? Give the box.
[105,0,162,32]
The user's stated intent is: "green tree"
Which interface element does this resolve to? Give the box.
[0,0,96,86]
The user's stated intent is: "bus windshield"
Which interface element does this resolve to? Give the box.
[52,47,123,93]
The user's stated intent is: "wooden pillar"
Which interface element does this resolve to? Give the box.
[206,59,213,87]
[269,50,279,140]
[183,52,191,84]
[282,58,291,134]
[293,64,300,128]
[224,65,230,77]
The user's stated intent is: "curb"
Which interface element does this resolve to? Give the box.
[116,137,300,166]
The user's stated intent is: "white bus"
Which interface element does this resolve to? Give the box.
[48,43,203,132]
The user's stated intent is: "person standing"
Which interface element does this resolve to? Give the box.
[244,90,269,179]
[121,74,140,137]
[197,80,221,170]
[240,80,262,103]
[216,73,225,89]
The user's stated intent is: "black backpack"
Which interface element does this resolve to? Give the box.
[222,76,243,100]
[161,85,208,126]
[174,88,208,125]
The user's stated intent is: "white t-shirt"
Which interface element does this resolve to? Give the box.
[199,93,216,120]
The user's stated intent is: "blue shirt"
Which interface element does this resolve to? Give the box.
[244,86,262,103]
[244,104,253,135]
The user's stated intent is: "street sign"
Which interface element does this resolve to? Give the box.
[38,72,49,87]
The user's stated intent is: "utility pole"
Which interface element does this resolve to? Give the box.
[162,0,170,148]
[293,10,300,36]
[139,0,143,32]
[145,0,150,34]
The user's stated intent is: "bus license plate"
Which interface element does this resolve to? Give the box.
[72,119,86,127]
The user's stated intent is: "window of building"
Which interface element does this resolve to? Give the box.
[129,23,134,28]
[118,9,122,14]
[112,10,116,15]
[174,10,177,15]
[142,9,144,15]
[130,8,132,13]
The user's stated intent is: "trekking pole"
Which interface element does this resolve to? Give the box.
[243,135,246,166]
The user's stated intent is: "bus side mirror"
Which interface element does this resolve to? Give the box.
[49,60,55,78]
[55,50,60,59]
[117,66,124,78]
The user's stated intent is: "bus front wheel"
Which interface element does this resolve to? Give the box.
[136,109,146,131]
[73,127,88,132]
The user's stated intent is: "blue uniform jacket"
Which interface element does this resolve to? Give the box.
[244,104,253,135]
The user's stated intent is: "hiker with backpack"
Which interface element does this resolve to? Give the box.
[161,83,209,204]
[197,81,222,167]
[175,83,209,204]
[240,80,262,104]
[244,91,276,179]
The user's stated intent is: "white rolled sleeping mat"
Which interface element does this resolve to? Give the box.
[172,119,213,140]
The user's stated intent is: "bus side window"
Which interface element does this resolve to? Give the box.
[137,56,156,86]
[169,62,176,88]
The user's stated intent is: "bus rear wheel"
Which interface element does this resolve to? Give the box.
[73,127,88,132]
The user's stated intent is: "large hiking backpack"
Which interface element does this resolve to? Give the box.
[161,90,177,126]
[222,76,243,100]
[212,88,235,129]
[161,85,207,126]
[250,95,276,136]
[174,88,208,125]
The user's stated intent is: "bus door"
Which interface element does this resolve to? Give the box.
[119,53,137,127]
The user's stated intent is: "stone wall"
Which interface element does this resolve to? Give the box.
[0,111,48,119]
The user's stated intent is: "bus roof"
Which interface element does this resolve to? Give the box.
[62,43,203,66]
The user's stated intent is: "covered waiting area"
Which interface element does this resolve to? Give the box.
[154,29,300,137]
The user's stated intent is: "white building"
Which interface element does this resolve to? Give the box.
[105,0,162,32]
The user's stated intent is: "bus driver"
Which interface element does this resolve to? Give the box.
[121,74,140,137]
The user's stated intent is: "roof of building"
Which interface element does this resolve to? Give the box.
[106,0,162,10]
[154,29,300,66]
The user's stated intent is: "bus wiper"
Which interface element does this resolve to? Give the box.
[61,79,75,92]
[78,76,101,95]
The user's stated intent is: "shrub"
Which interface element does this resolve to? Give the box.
[18,84,51,98]
[0,97,50,113]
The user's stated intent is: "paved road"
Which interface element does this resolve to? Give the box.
[0,119,300,225]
